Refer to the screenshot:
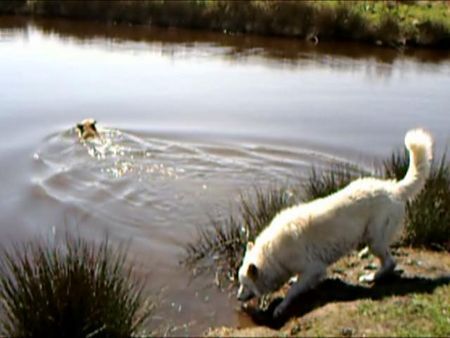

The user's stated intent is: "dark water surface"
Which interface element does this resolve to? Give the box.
[0,16,449,335]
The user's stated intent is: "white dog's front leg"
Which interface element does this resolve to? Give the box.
[359,247,396,283]
[273,266,326,319]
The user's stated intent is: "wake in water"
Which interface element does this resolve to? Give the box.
[32,122,363,219]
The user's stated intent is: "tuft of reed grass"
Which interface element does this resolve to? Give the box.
[302,163,370,201]
[383,150,450,250]
[184,186,296,283]
[0,235,153,338]
[382,148,410,180]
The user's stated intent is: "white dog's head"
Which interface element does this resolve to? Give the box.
[237,241,284,302]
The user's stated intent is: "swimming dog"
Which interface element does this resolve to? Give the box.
[76,118,99,140]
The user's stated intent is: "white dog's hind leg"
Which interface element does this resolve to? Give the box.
[360,213,402,283]
[273,265,326,318]
[374,249,396,279]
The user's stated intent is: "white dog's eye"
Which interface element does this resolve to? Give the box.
[247,263,258,280]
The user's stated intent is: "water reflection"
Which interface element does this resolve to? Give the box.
[1,15,449,77]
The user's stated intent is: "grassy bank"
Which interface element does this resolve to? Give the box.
[1,1,450,49]
[0,236,153,337]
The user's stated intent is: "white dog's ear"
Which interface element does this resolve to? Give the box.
[246,241,254,252]
[247,263,258,280]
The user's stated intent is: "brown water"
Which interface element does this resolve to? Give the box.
[1,16,450,335]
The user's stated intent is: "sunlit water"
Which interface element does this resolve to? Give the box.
[0,16,449,335]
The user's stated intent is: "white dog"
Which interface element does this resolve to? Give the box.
[237,129,433,318]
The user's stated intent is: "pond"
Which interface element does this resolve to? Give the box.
[0,16,449,335]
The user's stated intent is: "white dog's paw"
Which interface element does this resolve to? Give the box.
[359,273,375,283]
[359,268,401,284]
[288,275,298,285]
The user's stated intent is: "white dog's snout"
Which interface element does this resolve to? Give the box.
[237,284,255,301]
[236,285,245,300]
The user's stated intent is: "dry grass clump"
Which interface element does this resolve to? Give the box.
[0,236,153,338]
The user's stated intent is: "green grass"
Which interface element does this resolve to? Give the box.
[0,236,153,337]
[1,1,449,48]
[357,285,450,336]
[313,1,450,45]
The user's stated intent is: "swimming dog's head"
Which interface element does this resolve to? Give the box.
[76,118,99,140]
[237,241,284,302]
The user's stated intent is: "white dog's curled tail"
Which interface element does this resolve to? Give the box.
[395,129,433,201]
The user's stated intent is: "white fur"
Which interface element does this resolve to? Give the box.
[237,129,433,318]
